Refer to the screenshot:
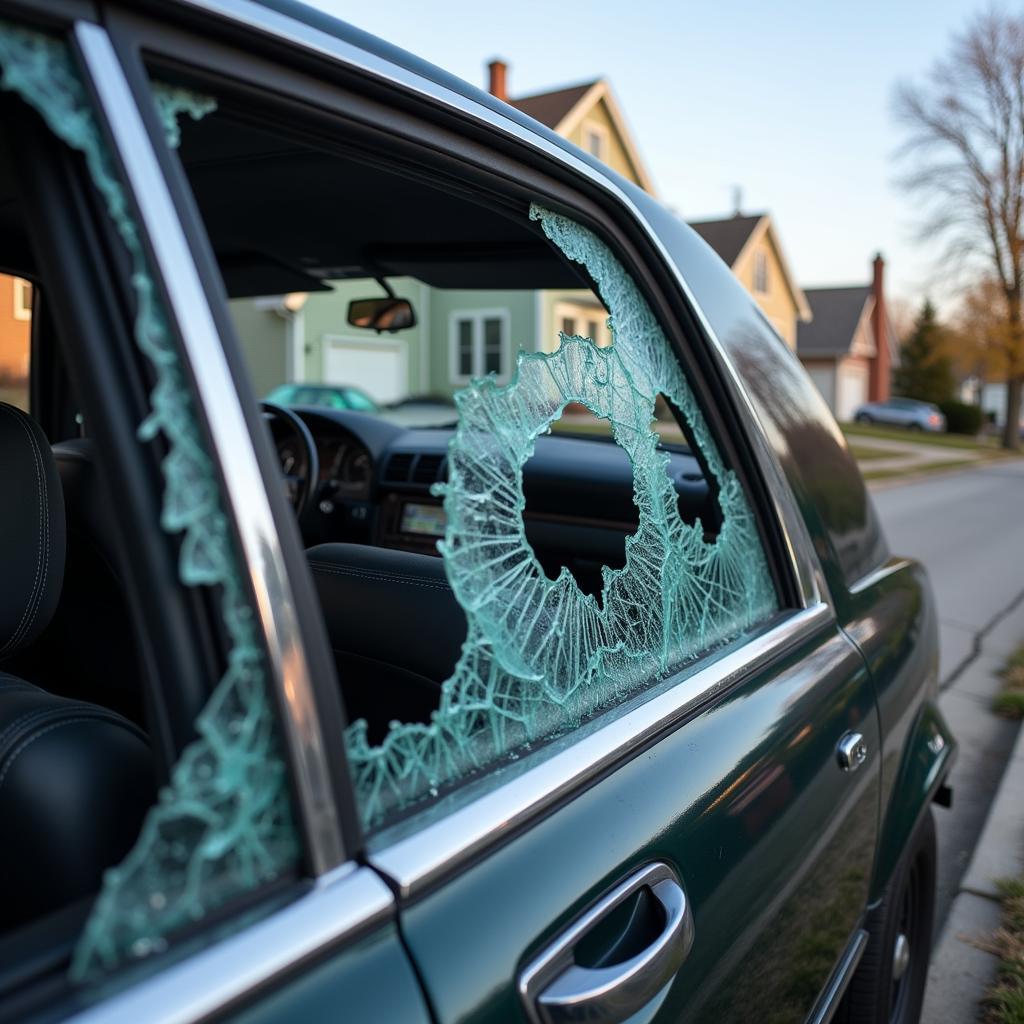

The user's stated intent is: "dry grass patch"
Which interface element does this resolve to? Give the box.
[983,879,1024,1023]
[994,646,1024,720]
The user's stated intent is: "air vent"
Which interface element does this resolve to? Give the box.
[412,454,446,485]
[383,452,414,483]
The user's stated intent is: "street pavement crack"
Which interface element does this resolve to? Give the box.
[942,583,1024,691]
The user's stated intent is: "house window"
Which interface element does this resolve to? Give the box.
[450,310,510,382]
[12,277,31,320]
[583,122,608,160]
[586,320,599,341]
[753,251,769,294]
[561,317,577,337]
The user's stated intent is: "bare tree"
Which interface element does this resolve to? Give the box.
[895,10,1024,448]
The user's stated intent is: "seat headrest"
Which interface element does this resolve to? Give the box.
[0,403,65,659]
[307,542,466,687]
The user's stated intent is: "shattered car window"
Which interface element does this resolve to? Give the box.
[0,25,298,980]
[346,205,778,830]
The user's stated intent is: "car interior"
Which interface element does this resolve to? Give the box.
[0,76,724,951]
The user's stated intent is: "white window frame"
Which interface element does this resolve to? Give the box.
[753,250,769,294]
[12,277,32,321]
[448,308,511,384]
[583,121,609,161]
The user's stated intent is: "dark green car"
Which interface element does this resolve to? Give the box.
[0,4,953,1024]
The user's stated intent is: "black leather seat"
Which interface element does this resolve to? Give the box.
[307,543,466,742]
[0,403,154,933]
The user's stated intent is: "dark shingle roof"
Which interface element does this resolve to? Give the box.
[797,286,873,356]
[509,82,597,128]
[688,214,765,267]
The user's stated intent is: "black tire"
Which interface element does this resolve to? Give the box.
[837,808,937,1024]
[855,413,872,424]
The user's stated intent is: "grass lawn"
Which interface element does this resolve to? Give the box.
[848,442,907,461]
[983,878,1024,1023]
[860,458,978,482]
[994,645,1024,720]
[843,422,1012,453]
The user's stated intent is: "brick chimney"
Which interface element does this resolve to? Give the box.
[487,59,508,102]
[869,252,891,402]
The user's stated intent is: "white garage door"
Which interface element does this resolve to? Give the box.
[837,363,869,422]
[322,337,408,404]
[806,366,835,413]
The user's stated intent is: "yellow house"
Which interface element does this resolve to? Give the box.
[487,61,654,356]
[688,213,810,350]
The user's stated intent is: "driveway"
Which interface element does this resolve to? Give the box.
[872,460,1024,930]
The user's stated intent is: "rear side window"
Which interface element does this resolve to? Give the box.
[155,80,782,831]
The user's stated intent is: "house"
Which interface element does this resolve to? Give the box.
[688,213,810,350]
[489,60,655,194]
[234,60,655,402]
[796,255,896,421]
[0,273,31,409]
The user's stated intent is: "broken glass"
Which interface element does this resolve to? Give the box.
[0,23,298,979]
[151,82,217,149]
[346,204,777,830]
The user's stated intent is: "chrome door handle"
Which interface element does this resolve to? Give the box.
[837,731,868,772]
[519,863,694,1024]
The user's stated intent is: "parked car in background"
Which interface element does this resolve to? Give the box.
[0,5,954,1024]
[265,382,379,412]
[854,397,946,431]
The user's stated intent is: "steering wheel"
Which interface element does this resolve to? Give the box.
[260,402,320,520]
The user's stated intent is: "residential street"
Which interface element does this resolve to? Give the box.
[872,460,1024,930]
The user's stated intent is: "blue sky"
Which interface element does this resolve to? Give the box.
[312,0,1000,311]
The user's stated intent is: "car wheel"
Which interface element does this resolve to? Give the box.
[855,413,872,424]
[908,422,923,432]
[837,809,936,1024]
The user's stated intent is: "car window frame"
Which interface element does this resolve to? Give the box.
[92,0,837,995]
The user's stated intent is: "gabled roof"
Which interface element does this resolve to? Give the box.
[797,286,873,356]
[509,82,597,129]
[689,212,811,322]
[688,214,765,268]
[506,78,655,194]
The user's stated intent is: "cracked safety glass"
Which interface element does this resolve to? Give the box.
[0,24,299,980]
[344,206,777,829]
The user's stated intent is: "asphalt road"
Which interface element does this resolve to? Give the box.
[872,459,1024,928]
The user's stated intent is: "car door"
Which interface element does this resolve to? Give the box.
[0,9,432,1023]
[99,8,881,1023]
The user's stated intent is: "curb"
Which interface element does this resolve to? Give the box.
[922,715,1024,1022]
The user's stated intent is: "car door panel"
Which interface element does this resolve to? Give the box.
[225,921,431,1024]
[397,619,879,1024]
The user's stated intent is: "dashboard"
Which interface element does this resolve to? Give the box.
[272,406,718,597]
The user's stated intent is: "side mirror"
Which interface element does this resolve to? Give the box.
[347,296,416,333]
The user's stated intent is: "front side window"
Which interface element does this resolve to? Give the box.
[155,80,780,834]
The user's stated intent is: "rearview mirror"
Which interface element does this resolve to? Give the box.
[347,296,416,333]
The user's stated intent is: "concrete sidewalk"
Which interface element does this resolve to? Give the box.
[922,603,1024,1023]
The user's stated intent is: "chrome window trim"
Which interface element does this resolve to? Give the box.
[171,0,826,611]
[73,23,346,874]
[370,602,833,898]
[64,866,392,1024]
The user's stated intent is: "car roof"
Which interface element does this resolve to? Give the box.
[182,0,648,208]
